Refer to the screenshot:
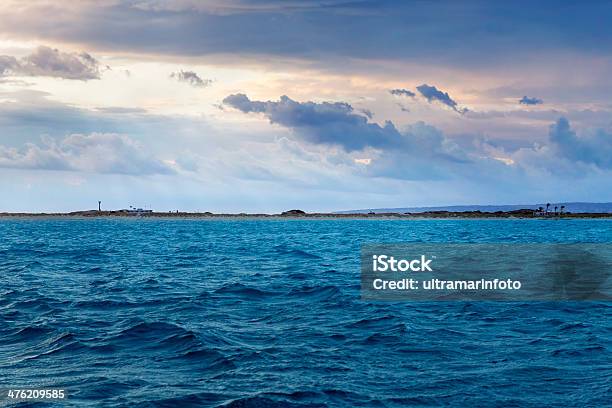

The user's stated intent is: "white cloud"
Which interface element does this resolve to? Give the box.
[0,133,174,175]
[0,46,101,80]
[170,70,212,87]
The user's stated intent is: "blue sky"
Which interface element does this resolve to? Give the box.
[0,0,611,212]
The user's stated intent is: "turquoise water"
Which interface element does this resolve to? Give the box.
[0,219,610,407]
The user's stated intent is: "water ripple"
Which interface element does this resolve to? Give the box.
[0,218,610,407]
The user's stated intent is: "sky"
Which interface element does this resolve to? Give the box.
[0,0,611,212]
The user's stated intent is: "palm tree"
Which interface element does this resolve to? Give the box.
[554,206,558,215]
[560,205,565,215]
[546,203,551,214]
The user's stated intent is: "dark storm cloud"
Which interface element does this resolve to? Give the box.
[519,96,543,105]
[170,70,212,87]
[0,46,100,80]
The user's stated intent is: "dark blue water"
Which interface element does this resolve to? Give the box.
[1,219,610,407]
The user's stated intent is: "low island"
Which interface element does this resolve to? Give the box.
[1,208,611,219]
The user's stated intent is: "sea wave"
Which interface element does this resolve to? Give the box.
[1,219,610,406]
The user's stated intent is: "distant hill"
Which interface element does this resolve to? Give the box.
[336,202,612,214]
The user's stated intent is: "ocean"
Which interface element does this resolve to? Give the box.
[0,218,610,407]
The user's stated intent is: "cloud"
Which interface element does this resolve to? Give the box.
[0,89,119,138]
[131,0,359,14]
[416,84,466,114]
[548,117,612,169]
[396,103,410,112]
[222,93,474,181]
[389,88,415,97]
[223,93,403,151]
[2,2,612,70]
[359,108,373,119]
[0,55,19,75]
[0,88,219,146]
[519,95,543,105]
[0,46,100,80]
[170,70,212,87]
[223,93,612,185]
[0,133,174,175]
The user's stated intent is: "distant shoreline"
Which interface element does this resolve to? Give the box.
[1,210,611,219]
